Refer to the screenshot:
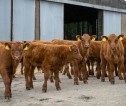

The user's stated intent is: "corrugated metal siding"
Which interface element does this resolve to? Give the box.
[40,1,64,41]
[103,11,121,36]
[0,0,11,41]
[13,0,35,41]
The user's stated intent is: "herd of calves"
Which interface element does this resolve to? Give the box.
[0,33,126,100]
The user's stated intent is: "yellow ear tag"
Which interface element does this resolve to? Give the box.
[119,37,123,41]
[91,37,95,41]
[24,46,29,51]
[0,42,2,45]
[5,45,10,50]
[77,38,81,41]
[102,38,106,42]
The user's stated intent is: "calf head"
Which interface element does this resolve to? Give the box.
[5,42,27,61]
[101,34,124,53]
[68,44,82,62]
[76,34,96,49]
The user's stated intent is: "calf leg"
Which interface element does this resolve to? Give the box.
[42,66,49,92]
[1,69,11,99]
[117,63,123,80]
[50,71,54,83]
[63,65,67,75]
[77,63,83,81]
[21,62,24,75]
[72,62,79,85]
[124,62,126,82]
[24,63,31,90]
[100,58,107,82]
[109,64,115,84]
[96,61,101,79]
[87,60,91,75]
[29,66,35,88]
[114,64,118,76]
[81,62,88,84]
[8,74,13,98]
[65,64,72,79]
[91,61,94,76]
[54,70,61,90]
[70,63,74,75]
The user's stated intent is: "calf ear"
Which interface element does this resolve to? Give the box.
[69,45,78,52]
[0,42,2,45]
[76,35,81,41]
[5,43,11,50]
[23,43,29,51]
[91,35,97,41]
[101,36,108,42]
[118,34,124,41]
[22,40,27,43]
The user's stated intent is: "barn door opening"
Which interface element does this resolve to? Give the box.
[64,4,98,40]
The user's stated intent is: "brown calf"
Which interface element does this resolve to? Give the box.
[23,42,82,92]
[0,42,25,99]
[100,34,126,84]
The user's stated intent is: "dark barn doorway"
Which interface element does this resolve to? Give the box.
[64,4,98,40]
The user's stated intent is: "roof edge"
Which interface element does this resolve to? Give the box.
[43,0,126,13]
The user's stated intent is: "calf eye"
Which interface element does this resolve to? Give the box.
[82,39,85,42]
[115,39,118,43]
[74,50,78,53]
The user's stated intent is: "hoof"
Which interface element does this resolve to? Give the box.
[101,79,105,82]
[74,81,79,85]
[83,80,88,84]
[68,76,72,79]
[5,95,11,100]
[42,88,47,93]
[26,87,30,90]
[30,86,34,89]
[56,87,61,91]
[97,76,100,79]
[111,81,115,84]
[119,77,123,80]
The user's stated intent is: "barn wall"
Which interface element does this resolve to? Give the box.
[0,0,11,41]
[103,11,121,36]
[13,0,35,41]
[40,1,64,41]
[121,13,126,35]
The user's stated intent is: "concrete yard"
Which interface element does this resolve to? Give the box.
[0,65,126,106]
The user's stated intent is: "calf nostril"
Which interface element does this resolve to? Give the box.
[85,44,89,47]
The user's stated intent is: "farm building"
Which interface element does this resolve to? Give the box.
[0,0,126,41]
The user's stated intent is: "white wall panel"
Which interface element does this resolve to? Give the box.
[13,0,35,41]
[0,0,11,41]
[40,1,64,41]
[103,11,121,36]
